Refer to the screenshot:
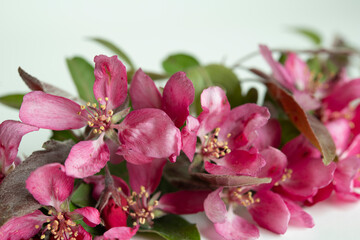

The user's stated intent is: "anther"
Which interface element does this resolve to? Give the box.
[98,98,102,102]
[80,105,85,110]
[105,97,109,101]
[92,103,97,108]
[41,235,46,239]
[35,225,40,229]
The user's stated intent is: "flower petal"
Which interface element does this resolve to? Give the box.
[162,72,195,127]
[129,68,162,110]
[334,156,360,194]
[19,91,86,130]
[93,55,128,110]
[0,120,38,172]
[103,226,139,240]
[214,210,259,240]
[158,190,211,214]
[26,163,73,209]
[248,191,290,234]
[204,187,227,223]
[293,91,321,111]
[198,87,230,136]
[127,158,167,194]
[284,53,311,91]
[0,210,49,240]
[283,198,314,228]
[326,118,351,155]
[74,207,101,227]
[181,116,200,161]
[118,108,181,162]
[65,134,110,178]
[253,119,281,149]
[101,197,128,229]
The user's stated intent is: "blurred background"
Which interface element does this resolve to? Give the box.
[1,1,359,239]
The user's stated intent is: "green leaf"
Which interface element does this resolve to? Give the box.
[139,215,200,240]
[66,57,96,102]
[291,27,322,46]
[98,161,129,183]
[163,54,200,75]
[71,183,96,208]
[279,119,300,147]
[0,94,24,109]
[51,130,80,142]
[91,38,135,70]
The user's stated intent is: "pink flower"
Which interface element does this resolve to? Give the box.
[182,86,270,176]
[19,55,181,178]
[129,69,195,128]
[0,163,101,240]
[0,120,38,183]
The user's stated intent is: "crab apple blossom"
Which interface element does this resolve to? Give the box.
[0,120,39,184]
[0,163,100,240]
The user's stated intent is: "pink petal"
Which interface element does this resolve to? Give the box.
[106,139,125,164]
[93,55,128,110]
[0,210,49,240]
[118,108,181,163]
[284,53,311,91]
[334,156,360,193]
[65,134,110,178]
[77,225,93,240]
[103,226,139,240]
[293,91,321,111]
[158,190,211,214]
[19,91,86,130]
[248,191,290,234]
[253,119,281,149]
[101,197,128,229]
[129,68,162,110]
[197,87,230,136]
[259,45,294,91]
[0,120,38,172]
[181,116,200,161]
[326,118,351,155]
[283,198,314,228]
[127,158,166,194]
[204,188,227,223]
[74,207,101,227]
[26,163,74,209]
[214,210,259,240]
[342,134,360,159]
[304,183,334,206]
[162,72,195,128]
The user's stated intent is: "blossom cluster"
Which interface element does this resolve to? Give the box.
[0,44,359,240]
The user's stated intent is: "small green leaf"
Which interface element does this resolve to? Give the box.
[66,57,96,102]
[0,94,25,109]
[139,215,200,240]
[163,54,200,75]
[91,38,135,70]
[279,119,300,147]
[71,183,96,208]
[51,130,80,142]
[291,27,322,46]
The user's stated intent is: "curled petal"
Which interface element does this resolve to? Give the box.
[284,53,311,91]
[129,68,162,110]
[65,134,110,178]
[283,198,314,228]
[19,91,86,130]
[181,116,200,161]
[101,198,128,229]
[74,207,101,227]
[118,109,181,163]
[158,190,211,214]
[0,120,38,172]
[248,191,290,234]
[198,87,230,136]
[94,55,128,110]
[204,187,227,223]
[127,158,167,194]
[26,163,74,210]
[103,226,139,240]
[0,210,49,240]
[162,72,195,127]
[214,209,259,240]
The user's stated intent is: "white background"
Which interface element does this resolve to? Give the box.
[1,1,360,239]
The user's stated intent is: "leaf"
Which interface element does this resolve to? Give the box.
[51,130,80,142]
[278,119,300,147]
[91,37,135,70]
[71,183,96,208]
[66,57,96,102]
[265,81,336,164]
[0,140,74,225]
[0,93,25,109]
[162,54,200,75]
[241,87,258,104]
[139,214,200,240]
[291,27,322,46]
[18,67,83,103]
[98,161,129,183]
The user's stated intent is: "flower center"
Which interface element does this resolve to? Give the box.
[229,188,260,207]
[120,186,158,226]
[78,97,114,134]
[35,210,79,240]
[202,128,231,159]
